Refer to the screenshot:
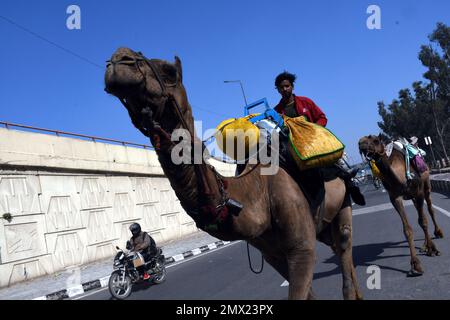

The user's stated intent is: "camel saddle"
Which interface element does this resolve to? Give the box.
[279,136,347,234]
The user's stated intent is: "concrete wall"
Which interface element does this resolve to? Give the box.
[0,128,235,288]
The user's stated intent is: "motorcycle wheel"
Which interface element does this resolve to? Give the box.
[108,270,132,300]
[153,264,167,284]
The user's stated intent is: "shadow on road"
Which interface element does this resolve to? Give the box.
[314,240,430,280]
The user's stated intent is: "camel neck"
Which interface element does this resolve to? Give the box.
[157,150,200,208]
[375,150,406,191]
[153,96,220,223]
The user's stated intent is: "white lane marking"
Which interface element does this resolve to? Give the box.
[353,201,414,216]
[433,205,450,218]
[72,241,240,300]
[352,201,450,219]
[191,248,202,256]
[281,280,289,287]
[208,243,217,250]
[72,287,107,300]
[32,296,47,300]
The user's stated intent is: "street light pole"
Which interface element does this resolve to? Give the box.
[224,80,248,106]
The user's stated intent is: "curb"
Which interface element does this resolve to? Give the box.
[32,240,231,300]
[431,179,450,194]
[430,167,450,174]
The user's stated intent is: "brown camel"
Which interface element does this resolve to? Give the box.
[104,47,362,299]
[359,135,444,276]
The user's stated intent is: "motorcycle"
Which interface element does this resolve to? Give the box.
[373,176,382,190]
[108,242,167,300]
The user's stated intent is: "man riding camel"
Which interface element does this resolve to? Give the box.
[274,71,366,206]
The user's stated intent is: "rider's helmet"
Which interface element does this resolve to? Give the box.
[129,223,141,237]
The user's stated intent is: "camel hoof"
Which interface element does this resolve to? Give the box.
[434,229,444,239]
[409,258,424,276]
[425,250,438,257]
[407,269,424,277]
[425,243,441,257]
[431,247,442,257]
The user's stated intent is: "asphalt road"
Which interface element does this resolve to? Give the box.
[79,185,450,300]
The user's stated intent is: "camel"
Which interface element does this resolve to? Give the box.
[358,135,444,276]
[104,47,362,299]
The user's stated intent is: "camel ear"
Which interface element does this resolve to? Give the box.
[174,56,183,83]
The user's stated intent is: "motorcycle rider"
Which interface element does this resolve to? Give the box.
[128,223,157,280]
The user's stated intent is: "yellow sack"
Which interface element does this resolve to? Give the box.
[215,114,260,161]
[370,160,382,179]
[284,116,345,170]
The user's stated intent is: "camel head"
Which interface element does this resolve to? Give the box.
[358,134,386,160]
[104,47,191,137]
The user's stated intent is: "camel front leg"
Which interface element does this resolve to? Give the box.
[286,244,315,300]
[412,197,440,256]
[264,253,317,300]
[424,183,444,238]
[263,254,288,280]
[332,205,363,300]
[390,196,423,276]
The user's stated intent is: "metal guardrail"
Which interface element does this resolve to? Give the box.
[0,121,154,150]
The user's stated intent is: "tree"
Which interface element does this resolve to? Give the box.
[377,23,450,161]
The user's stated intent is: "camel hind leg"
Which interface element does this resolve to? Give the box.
[390,196,424,276]
[331,204,363,300]
[424,178,444,238]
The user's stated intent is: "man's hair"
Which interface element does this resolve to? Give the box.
[275,71,297,88]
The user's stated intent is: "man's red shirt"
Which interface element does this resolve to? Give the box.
[275,95,328,127]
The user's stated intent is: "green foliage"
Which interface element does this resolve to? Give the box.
[377,23,450,161]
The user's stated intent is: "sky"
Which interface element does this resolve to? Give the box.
[1,0,449,164]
